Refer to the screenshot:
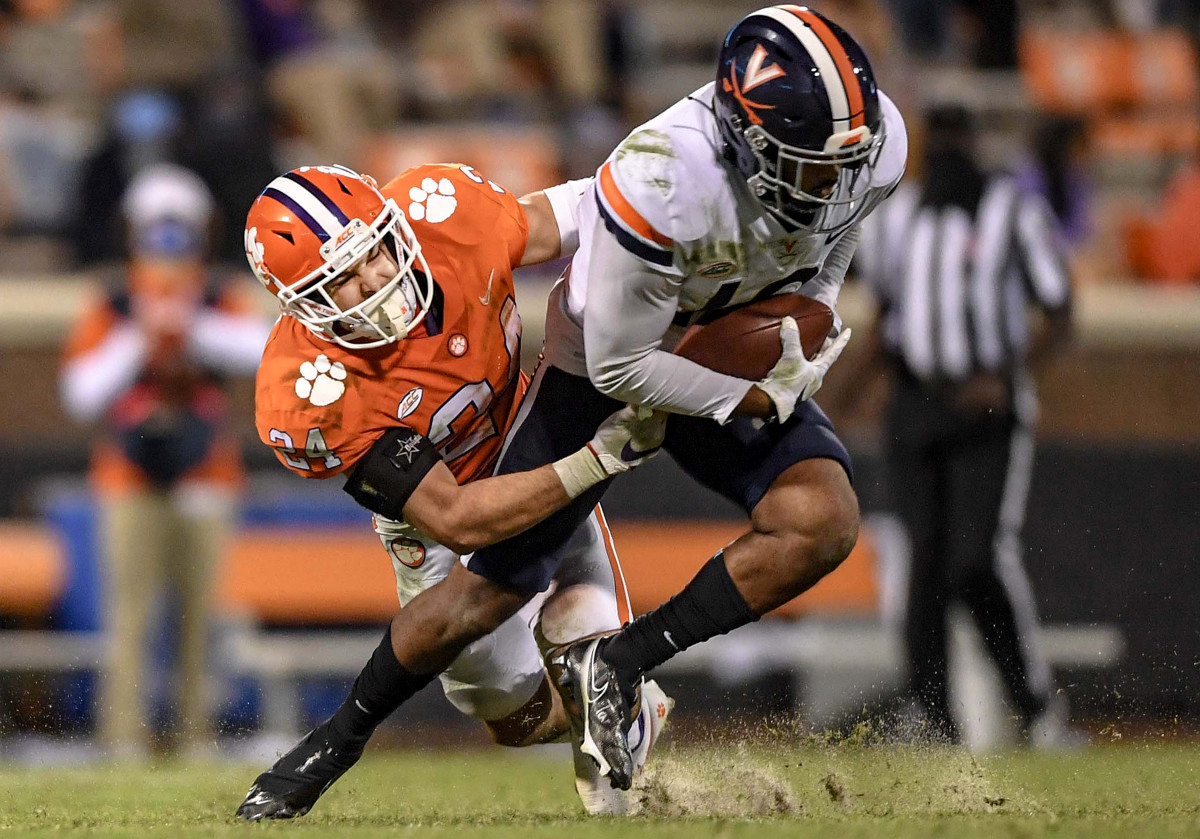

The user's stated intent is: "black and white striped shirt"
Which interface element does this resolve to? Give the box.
[857,176,1072,382]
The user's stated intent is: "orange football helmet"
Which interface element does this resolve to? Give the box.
[244,164,434,348]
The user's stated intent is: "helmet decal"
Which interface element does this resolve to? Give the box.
[741,44,786,93]
[244,225,273,289]
[261,171,354,243]
[722,44,782,125]
[757,6,866,131]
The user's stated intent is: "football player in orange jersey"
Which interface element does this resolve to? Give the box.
[236,164,669,819]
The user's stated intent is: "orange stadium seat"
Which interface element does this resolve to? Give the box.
[0,524,67,619]
[1021,30,1136,112]
[1122,166,1200,283]
[610,520,879,619]
[1129,31,1199,107]
[212,520,880,626]
[215,529,398,624]
[1093,113,1200,157]
[1023,28,1199,174]
[0,517,878,628]
[1021,29,1198,113]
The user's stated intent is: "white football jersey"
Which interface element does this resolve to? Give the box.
[545,82,907,387]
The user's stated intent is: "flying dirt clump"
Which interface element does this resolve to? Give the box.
[633,754,800,817]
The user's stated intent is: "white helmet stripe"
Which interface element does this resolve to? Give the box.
[266,175,346,238]
[750,6,851,135]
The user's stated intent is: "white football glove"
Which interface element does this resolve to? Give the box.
[590,405,667,474]
[756,317,852,423]
[553,406,667,499]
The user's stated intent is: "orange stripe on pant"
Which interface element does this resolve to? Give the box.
[594,506,632,624]
[784,5,866,127]
[598,162,674,249]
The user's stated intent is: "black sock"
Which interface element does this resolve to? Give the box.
[327,623,436,744]
[602,551,758,682]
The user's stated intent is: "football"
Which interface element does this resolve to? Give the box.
[673,294,835,380]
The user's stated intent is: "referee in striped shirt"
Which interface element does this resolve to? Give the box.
[854,104,1073,743]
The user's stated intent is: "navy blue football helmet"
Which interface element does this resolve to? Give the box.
[714,5,885,234]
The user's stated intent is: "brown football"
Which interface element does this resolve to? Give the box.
[673,294,834,380]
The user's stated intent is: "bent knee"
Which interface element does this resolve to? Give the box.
[822,501,861,570]
[777,501,859,575]
[757,461,861,575]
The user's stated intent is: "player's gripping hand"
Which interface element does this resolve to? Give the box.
[553,406,667,499]
[590,405,667,474]
[756,317,852,423]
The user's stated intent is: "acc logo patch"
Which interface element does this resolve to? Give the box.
[699,261,736,278]
[387,536,426,569]
[397,387,423,420]
[295,354,347,406]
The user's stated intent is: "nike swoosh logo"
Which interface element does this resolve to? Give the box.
[587,643,609,696]
[355,700,369,713]
[621,440,662,463]
[663,630,679,650]
[478,269,495,306]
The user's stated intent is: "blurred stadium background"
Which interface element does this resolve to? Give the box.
[0,0,1197,770]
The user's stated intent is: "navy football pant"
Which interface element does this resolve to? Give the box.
[468,364,852,594]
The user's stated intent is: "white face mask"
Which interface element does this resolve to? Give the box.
[275,199,435,349]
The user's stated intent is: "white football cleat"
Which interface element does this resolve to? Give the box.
[572,678,673,816]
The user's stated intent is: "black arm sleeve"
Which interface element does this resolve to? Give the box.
[343,427,443,520]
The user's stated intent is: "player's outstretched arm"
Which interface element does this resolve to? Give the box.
[517,178,593,266]
[345,407,665,555]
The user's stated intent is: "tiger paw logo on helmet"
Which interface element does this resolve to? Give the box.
[244,226,275,289]
[295,354,347,406]
[408,177,457,223]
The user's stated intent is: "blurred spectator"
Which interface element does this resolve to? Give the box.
[178,69,279,263]
[235,0,399,167]
[0,0,122,121]
[886,0,1020,69]
[372,1,609,118]
[852,105,1076,745]
[73,90,185,266]
[1015,115,1093,248]
[1158,0,1200,48]
[59,165,270,759]
[0,0,121,257]
[111,0,242,95]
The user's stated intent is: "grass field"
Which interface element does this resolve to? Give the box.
[1,737,1199,838]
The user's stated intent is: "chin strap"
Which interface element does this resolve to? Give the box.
[375,289,413,339]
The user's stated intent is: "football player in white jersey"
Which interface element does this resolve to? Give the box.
[470,4,908,786]
[234,3,907,802]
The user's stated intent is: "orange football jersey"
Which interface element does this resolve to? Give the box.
[255,163,530,484]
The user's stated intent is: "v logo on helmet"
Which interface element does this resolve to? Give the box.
[723,45,781,126]
[741,44,785,93]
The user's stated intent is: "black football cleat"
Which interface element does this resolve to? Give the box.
[234,721,366,820]
[551,635,636,791]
